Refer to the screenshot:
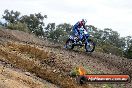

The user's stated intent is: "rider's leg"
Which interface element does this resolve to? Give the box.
[73,28,79,43]
[78,34,83,44]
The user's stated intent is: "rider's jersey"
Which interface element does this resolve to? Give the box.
[74,21,86,29]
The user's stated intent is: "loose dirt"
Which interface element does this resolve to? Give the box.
[0,28,131,88]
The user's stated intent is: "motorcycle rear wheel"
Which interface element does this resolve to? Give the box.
[65,39,74,49]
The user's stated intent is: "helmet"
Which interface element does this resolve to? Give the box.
[82,19,87,24]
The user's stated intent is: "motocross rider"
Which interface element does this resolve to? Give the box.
[73,19,87,44]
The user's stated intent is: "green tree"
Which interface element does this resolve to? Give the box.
[44,23,56,37]
[100,28,125,48]
[20,13,47,36]
[45,23,55,31]
[0,21,2,26]
[2,9,47,36]
[125,36,132,49]
[87,25,97,33]
[2,9,20,24]
[47,23,72,43]
[57,23,72,34]
[124,36,132,59]
[48,28,65,43]
[87,25,101,44]
[124,45,132,59]
[117,37,126,49]
[89,27,125,56]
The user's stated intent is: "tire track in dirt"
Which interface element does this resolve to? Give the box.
[0,41,93,88]
[46,44,132,76]
[0,60,58,88]
[42,45,132,88]
[0,28,131,88]
[10,41,130,88]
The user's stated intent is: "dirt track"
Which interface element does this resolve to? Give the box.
[0,60,58,88]
[0,28,132,88]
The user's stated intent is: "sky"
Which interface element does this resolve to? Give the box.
[0,0,132,37]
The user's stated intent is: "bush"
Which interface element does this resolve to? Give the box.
[7,22,29,32]
[100,43,123,56]
[0,25,6,30]
[124,45,132,59]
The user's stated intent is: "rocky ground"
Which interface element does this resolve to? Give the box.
[0,28,131,88]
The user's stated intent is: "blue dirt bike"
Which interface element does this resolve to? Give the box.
[65,28,95,52]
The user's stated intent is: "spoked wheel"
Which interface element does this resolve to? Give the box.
[85,39,95,52]
[65,39,74,49]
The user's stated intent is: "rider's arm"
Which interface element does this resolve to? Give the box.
[82,25,88,32]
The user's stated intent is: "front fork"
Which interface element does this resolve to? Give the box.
[85,39,89,46]
[84,34,89,43]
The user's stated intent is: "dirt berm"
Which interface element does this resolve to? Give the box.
[0,28,132,88]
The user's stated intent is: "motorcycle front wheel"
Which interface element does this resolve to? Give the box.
[85,39,95,52]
